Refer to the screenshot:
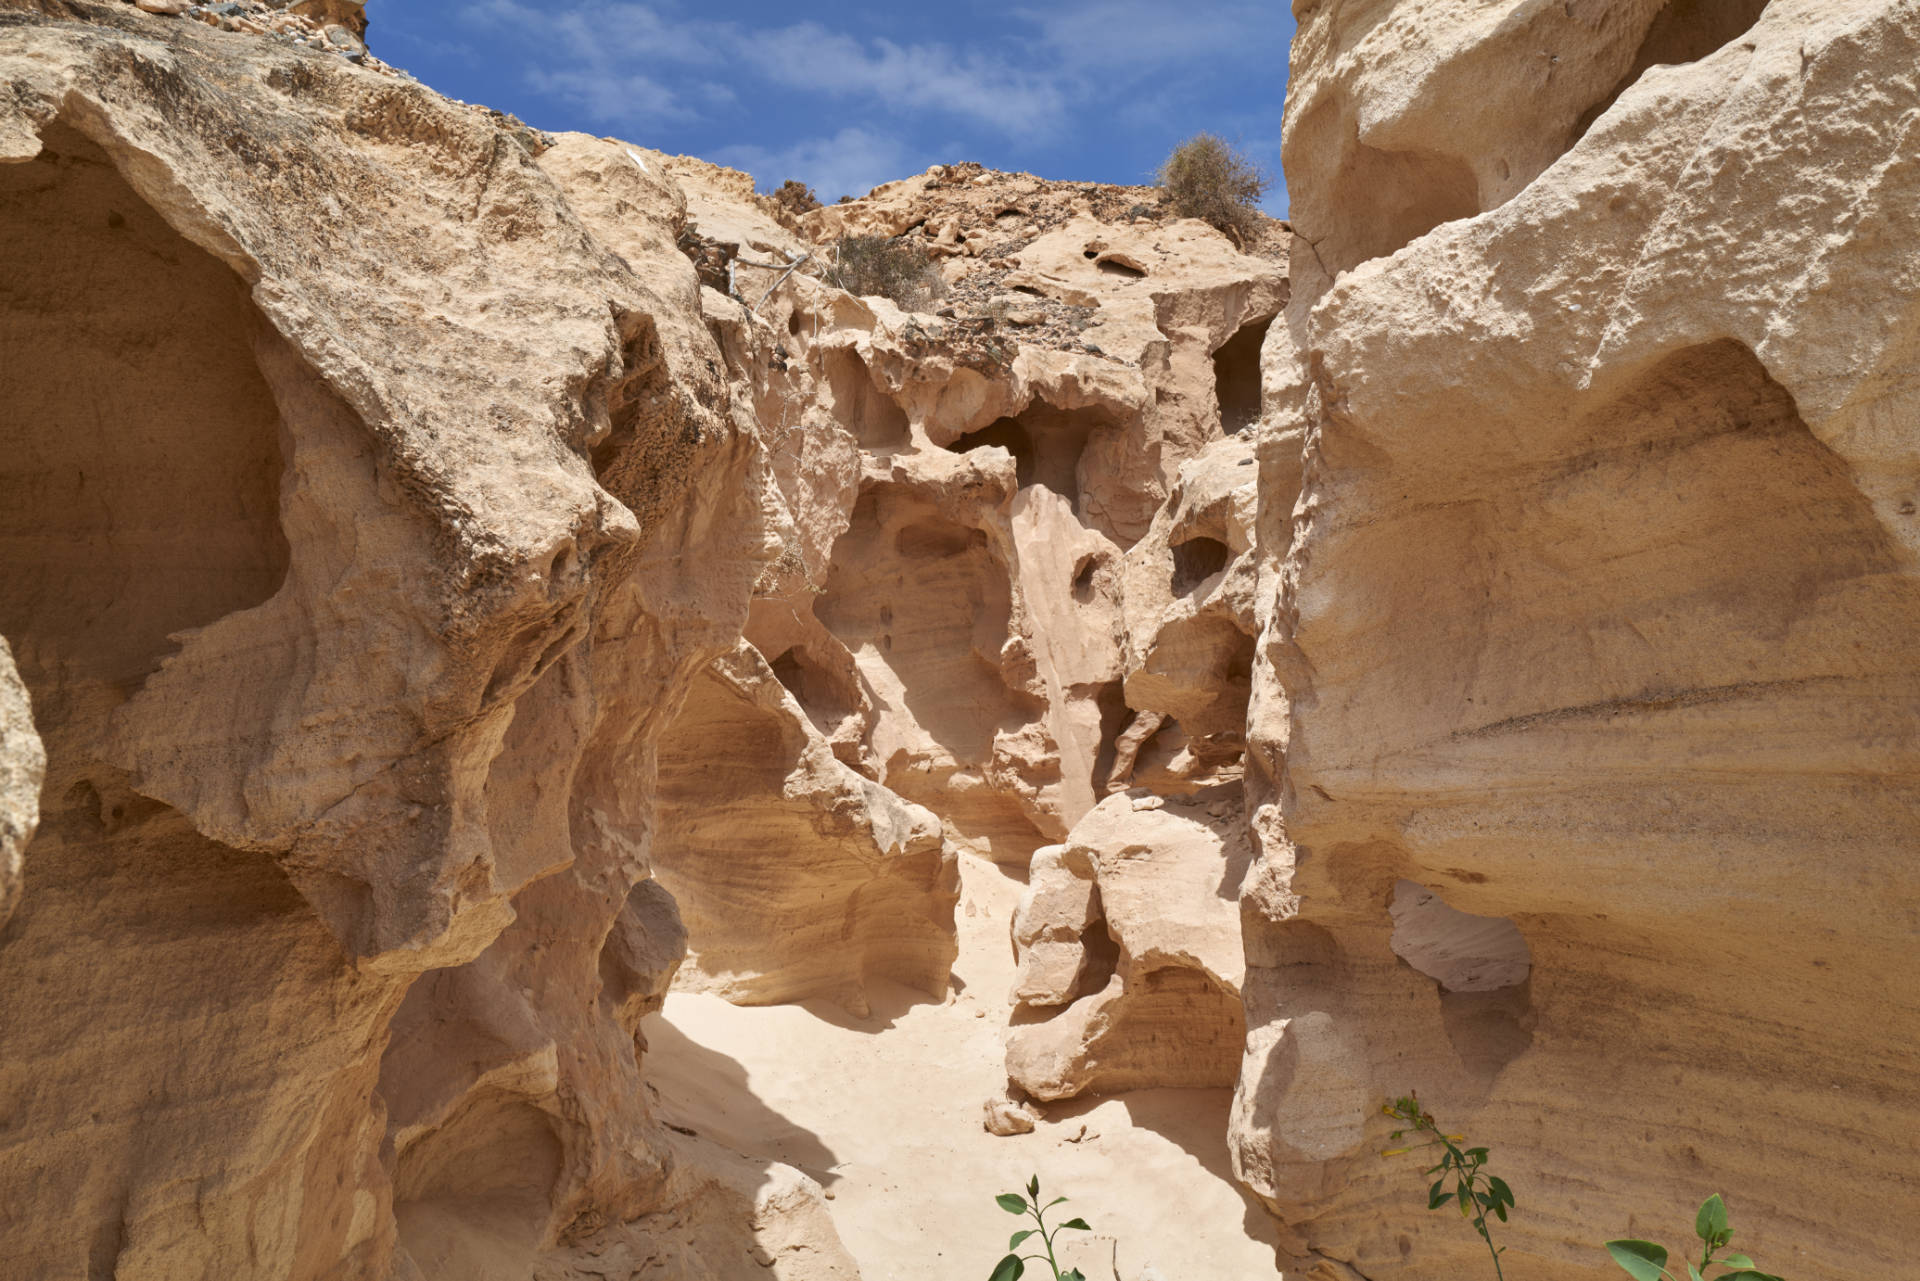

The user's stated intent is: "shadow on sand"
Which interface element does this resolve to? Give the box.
[1044,1085,1282,1261]
[642,1010,843,1187]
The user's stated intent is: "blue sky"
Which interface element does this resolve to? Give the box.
[375,2,1294,215]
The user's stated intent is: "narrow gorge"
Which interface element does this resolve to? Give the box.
[0,2,1915,1279]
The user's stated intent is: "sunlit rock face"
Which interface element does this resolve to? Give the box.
[0,6,855,1278]
[1234,1,1920,1277]
[1006,784,1252,1101]
[646,157,1287,1014]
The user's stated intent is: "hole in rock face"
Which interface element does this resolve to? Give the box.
[768,645,853,725]
[823,347,909,449]
[1096,257,1146,280]
[1389,881,1534,1079]
[1292,99,1481,275]
[1388,880,1530,992]
[1087,679,1131,795]
[948,400,1112,521]
[1171,536,1232,595]
[1071,555,1099,603]
[1572,0,1771,143]
[1213,314,1273,435]
[393,1090,565,1266]
[951,418,1037,489]
[0,121,290,700]
[817,487,1047,859]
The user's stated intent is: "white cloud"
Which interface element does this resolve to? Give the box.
[464,1,1066,137]
[734,23,1066,138]
[525,66,689,123]
[712,126,919,203]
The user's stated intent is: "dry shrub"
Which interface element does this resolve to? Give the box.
[771,178,821,217]
[1158,133,1272,242]
[825,234,946,312]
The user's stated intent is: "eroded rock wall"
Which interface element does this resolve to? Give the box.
[1236,2,1920,1277]
[647,164,1288,1012]
[0,6,849,1278]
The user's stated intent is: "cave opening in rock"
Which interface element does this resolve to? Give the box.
[1213,314,1273,435]
[817,486,1050,862]
[1293,100,1482,274]
[949,399,1112,518]
[768,643,857,730]
[823,346,910,449]
[1572,0,1772,143]
[1388,881,1534,1079]
[951,417,1038,488]
[0,120,290,703]
[1171,536,1232,595]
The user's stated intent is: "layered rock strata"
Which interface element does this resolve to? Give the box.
[0,6,854,1277]
[1006,783,1251,1100]
[646,158,1288,1005]
[1234,2,1920,1278]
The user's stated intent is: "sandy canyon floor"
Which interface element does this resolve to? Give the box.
[646,854,1279,1280]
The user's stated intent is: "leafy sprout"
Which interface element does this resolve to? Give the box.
[988,1175,1092,1281]
[1605,1193,1785,1281]
[1383,1094,1515,1281]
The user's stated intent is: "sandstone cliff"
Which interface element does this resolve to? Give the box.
[1233,1,1920,1278]
[0,2,1286,1276]
[0,4,850,1276]
[6,0,1917,1278]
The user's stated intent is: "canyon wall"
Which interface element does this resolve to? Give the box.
[0,4,1285,1277]
[0,4,854,1277]
[1233,1,1920,1278]
[6,1,1917,1279]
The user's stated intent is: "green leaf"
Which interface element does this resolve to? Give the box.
[1491,1201,1507,1223]
[1045,1196,1067,1208]
[1719,1255,1755,1270]
[1718,1272,1782,1281]
[1605,1239,1671,1281]
[1028,1176,1040,1200]
[1428,1179,1449,1210]
[1467,1148,1489,1161]
[1487,1176,1514,1208]
[1064,1271,1087,1281]
[989,1254,1025,1281]
[1695,1195,1728,1245]
[1059,1218,1091,1231]
[1008,1230,1036,1250]
[996,1194,1028,1214]
[1688,1265,1704,1281]
[1457,1185,1471,1213]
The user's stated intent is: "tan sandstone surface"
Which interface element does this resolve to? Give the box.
[0,2,1289,1276]
[7,0,1917,1278]
[1233,1,1920,1278]
[644,851,1281,1281]
[0,4,854,1276]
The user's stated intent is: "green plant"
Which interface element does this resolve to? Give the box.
[1605,1194,1784,1281]
[1383,1095,1516,1281]
[823,233,946,312]
[1157,132,1271,243]
[987,1175,1091,1281]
